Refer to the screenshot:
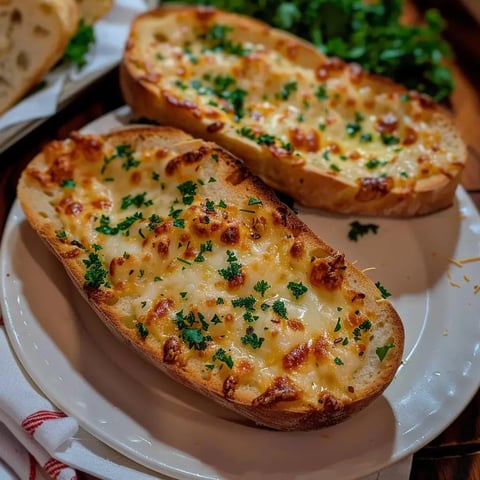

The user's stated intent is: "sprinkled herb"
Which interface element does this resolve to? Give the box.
[204,23,251,57]
[61,19,95,69]
[334,357,344,366]
[232,295,257,311]
[272,299,288,319]
[83,252,108,289]
[218,250,243,281]
[248,197,263,206]
[360,133,373,142]
[376,344,395,361]
[182,328,212,350]
[381,134,400,145]
[365,158,388,169]
[56,230,67,239]
[148,213,163,230]
[346,122,361,136]
[194,240,213,262]
[71,240,85,249]
[400,171,409,178]
[334,318,342,332]
[330,163,341,172]
[241,327,264,349]
[216,297,224,305]
[375,281,392,298]
[212,348,234,368]
[154,276,162,282]
[276,81,297,100]
[348,220,379,242]
[121,192,151,209]
[287,281,308,299]
[217,199,227,208]
[211,314,222,324]
[136,322,149,339]
[177,257,192,266]
[152,171,160,181]
[61,179,76,188]
[315,84,328,99]
[173,218,185,229]
[177,180,198,205]
[254,280,271,297]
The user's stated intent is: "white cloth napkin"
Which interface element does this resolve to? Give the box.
[0,0,147,131]
[0,316,412,480]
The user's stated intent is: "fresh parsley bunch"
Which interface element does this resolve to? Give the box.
[167,0,454,100]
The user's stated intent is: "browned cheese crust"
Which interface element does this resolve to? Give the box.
[17,126,404,430]
[120,5,466,217]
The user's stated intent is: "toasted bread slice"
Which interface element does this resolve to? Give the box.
[17,126,404,430]
[120,5,466,216]
[0,0,79,115]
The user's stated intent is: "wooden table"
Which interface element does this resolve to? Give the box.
[1,4,479,477]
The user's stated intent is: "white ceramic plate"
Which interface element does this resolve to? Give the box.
[1,112,480,480]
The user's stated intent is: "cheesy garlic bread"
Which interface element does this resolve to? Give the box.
[18,127,404,430]
[120,5,466,216]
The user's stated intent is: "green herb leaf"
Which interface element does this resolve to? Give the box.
[376,343,395,361]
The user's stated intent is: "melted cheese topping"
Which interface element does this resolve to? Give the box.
[129,12,462,188]
[28,133,391,408]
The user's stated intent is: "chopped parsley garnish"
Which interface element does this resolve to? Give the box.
[236,127,293,152]
[212,348,234,368]
[218,250,243,281]
[204,23,251,57]
[248,197,263,206]
[365,158,388,169]
[182,328,212,351]
[61,19,95,69]
[330,163,341,172]
[71,240,85,249]
[348,220,379,242]
[241,327,264,349]
[231,295,256,311]
[334,357,344,366]
[101,144,140,174]
[177,180,198,205]
[375,281,392,298]
[360,133,373,143]
[148,213,163,231]
[254,280,271,297]
[96,212,143,235]
[287,281,308,299]
[56,230,67,239]
[346,122,361,136]
[194,240,213,262]
[376,344,395,361]
[315,84,328,99]
[83,252,108,289]
[380,134,400,145]
[136,322,149,339]
[121,192,151,209]
[272,299,288,319]
[334,318,342,332]
[173,218,185,229]
[60,179,76,188]
[276,81,297,100]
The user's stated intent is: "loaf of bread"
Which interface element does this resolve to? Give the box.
[75,0,113,24]
[0,0,79,115]
[120,5,466,216]
[17,126,404,430]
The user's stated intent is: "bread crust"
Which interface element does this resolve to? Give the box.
[0,0,79,114]
[18,126,404,431]
[120,5,466,217]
